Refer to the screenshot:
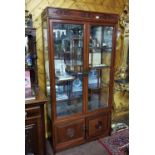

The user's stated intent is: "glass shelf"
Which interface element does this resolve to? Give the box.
[71,37,83,40]
[89,64,110,69]
[65,60,83,66]
[56,94,82,103]
[56,74,75,82]
[89,47,112,51]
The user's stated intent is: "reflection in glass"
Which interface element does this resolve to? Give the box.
[53,23,84,117]
[88,25,113,111]
[102,27,113,49]
[89,26,113,68]
[88,69,100,88]
[88,68,110,111]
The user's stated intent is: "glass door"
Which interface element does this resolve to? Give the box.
[52,23,84,117]
[88,25,113,111]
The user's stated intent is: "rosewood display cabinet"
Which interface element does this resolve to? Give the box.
[42,7,119,152]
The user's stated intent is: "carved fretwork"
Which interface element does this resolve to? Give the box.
[80,12,94,18]
[54,9,70,16]
[46,7,118,22]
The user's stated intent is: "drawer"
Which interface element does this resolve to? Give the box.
[25,106,41,119]
[86,114,110,138]
[55,119,85,144]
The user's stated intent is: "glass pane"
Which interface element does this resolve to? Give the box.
[88,26,113,111]
[53,23,84,117]
[89,26,113,67]
[88,69,110,111]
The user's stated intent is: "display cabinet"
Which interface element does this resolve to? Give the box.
[42,7,118,152]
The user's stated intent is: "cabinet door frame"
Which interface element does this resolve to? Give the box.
[47,19,117,120]
[48,19,88,121]
[53,119,85,151]
[85,23,117,113]
[86,113,111,140]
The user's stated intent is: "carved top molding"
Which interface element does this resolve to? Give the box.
[42,7,119,23]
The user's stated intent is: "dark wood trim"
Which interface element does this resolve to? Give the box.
[48,19,56,122]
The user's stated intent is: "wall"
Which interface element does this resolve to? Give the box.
[25,0,129,131]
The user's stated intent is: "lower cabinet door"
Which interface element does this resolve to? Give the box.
[25,119,40,155]
[86,113,110,139]
[25,106,44,155]
[54,119,85,151]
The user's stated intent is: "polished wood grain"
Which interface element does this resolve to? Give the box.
[42,7,118,152]
[55,119,85,145]
[86,113,110,139]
